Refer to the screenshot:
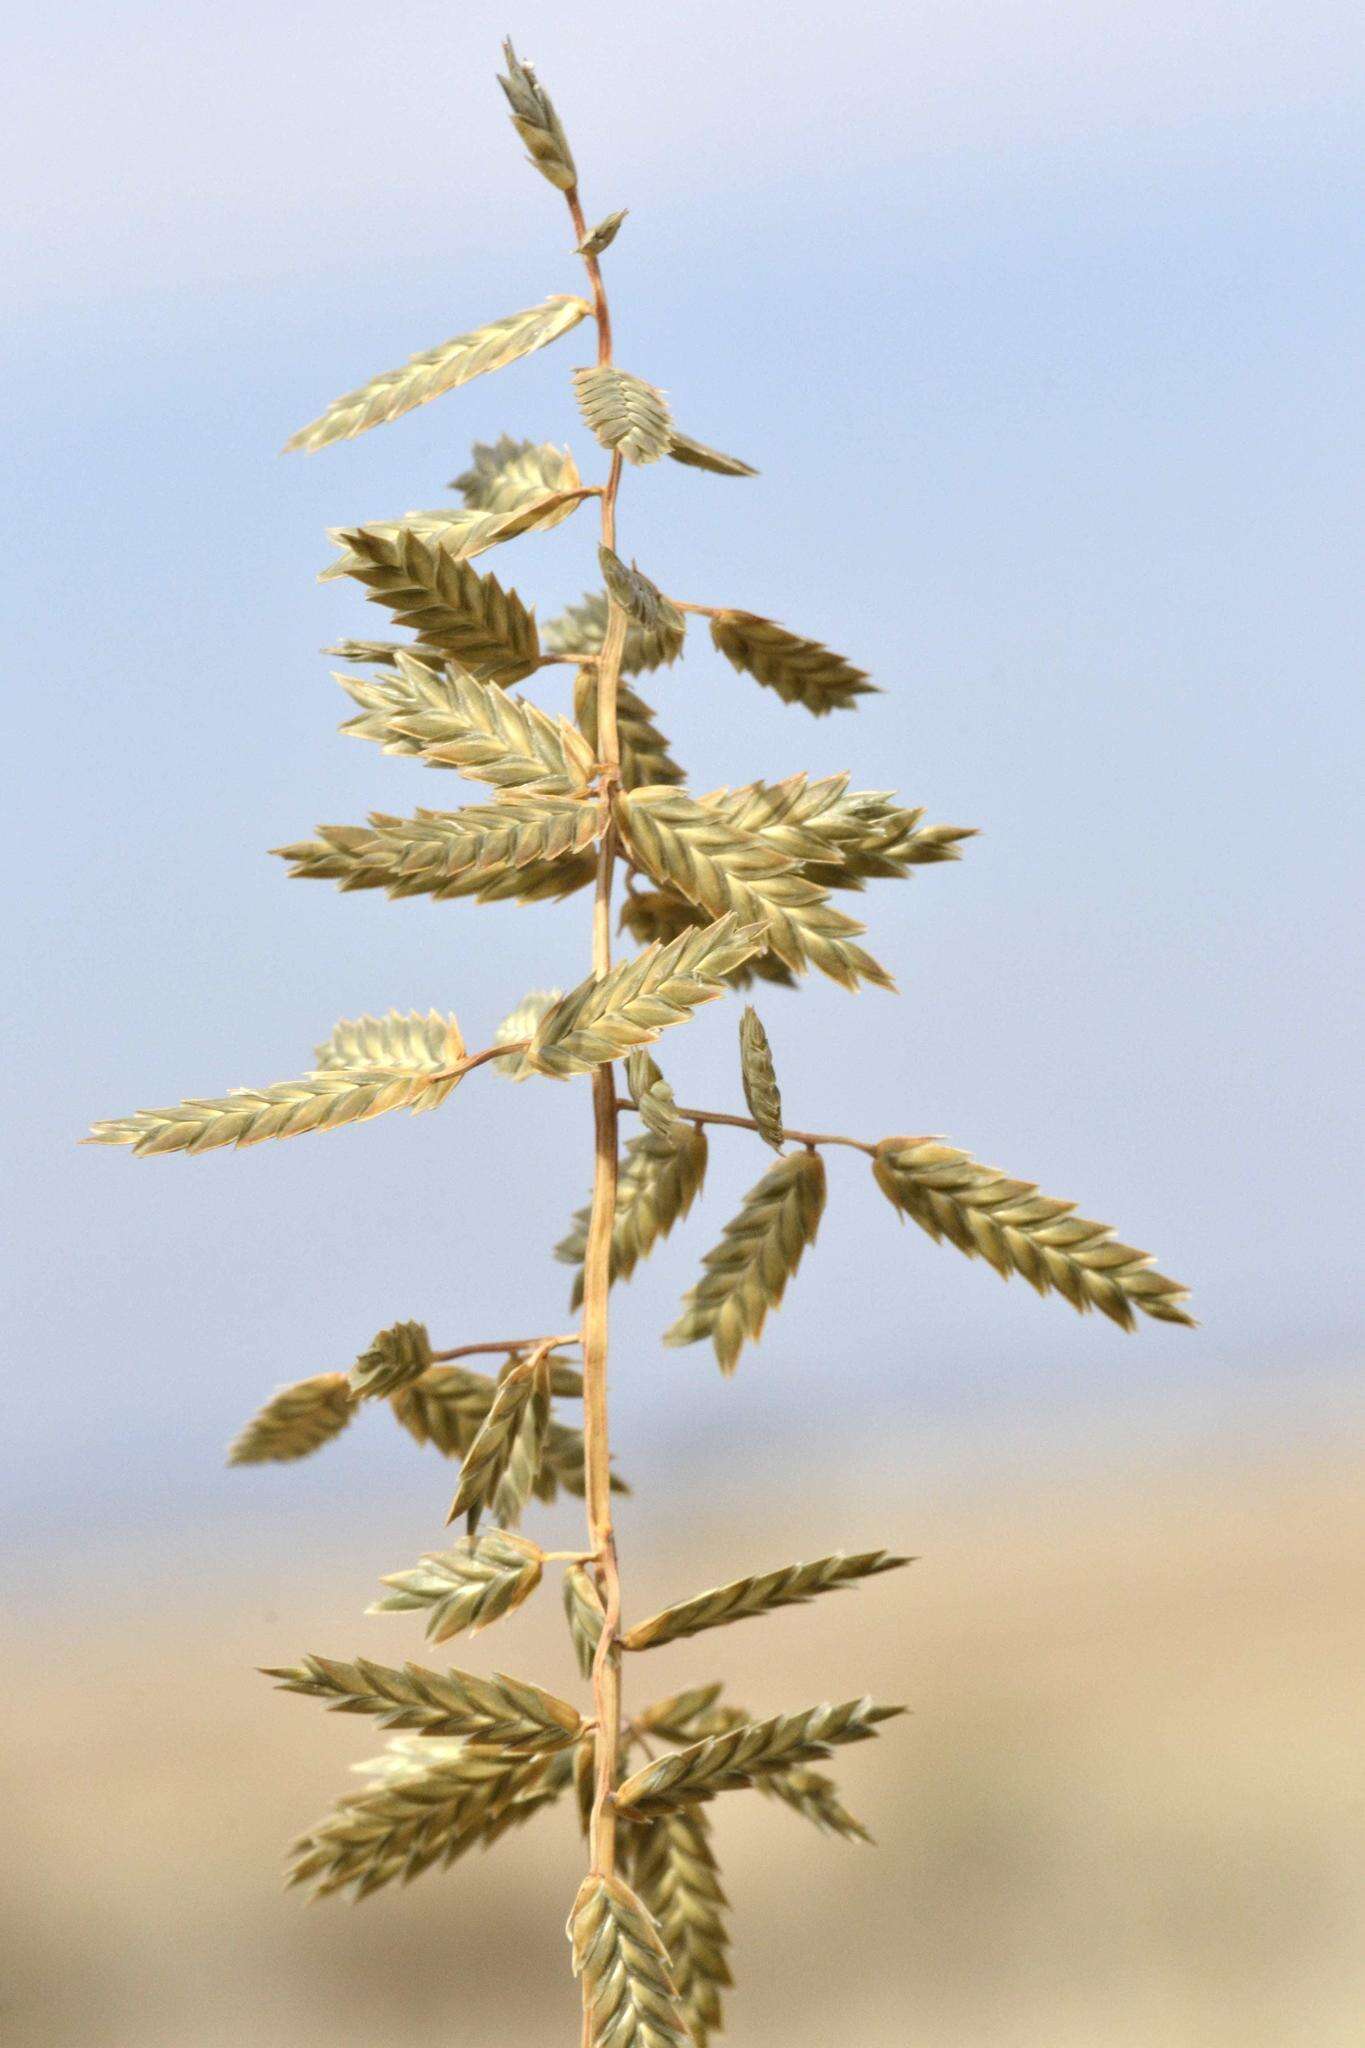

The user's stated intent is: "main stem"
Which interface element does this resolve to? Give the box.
[568,184,626,1888]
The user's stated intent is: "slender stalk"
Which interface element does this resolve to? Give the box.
[615,1096,881,1156]
[567,183,627,1889]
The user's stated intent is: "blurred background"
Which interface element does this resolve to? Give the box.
[3,3,1362,2043]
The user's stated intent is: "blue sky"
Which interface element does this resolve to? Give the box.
[4,2,1362,1546]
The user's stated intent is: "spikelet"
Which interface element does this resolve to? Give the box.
[616,786,893,990]
[563,1565,607,1678]
[556,1125,709,1310]
[329,529,541,681]
[631,1810,732,2048]
[569,1872,693,2048]
[494,989,564,1079]
[446,1347,552,1533]
[666,431,758,478]
[285,799,599,901]
[451,436,582,511]
[227,1373,355,1465]
[616,1698,904,1817]
[598,545,686,641]
[88,1047,468,1157]
[276,818,596,906]
[756,1763,872,1842]
[370,1530,544,1643]
[333,650,592,793]
[325,483,590,574]
[574,666,684,789]
[284,296,589,453]
[349,1320,434,1400]
[573,366,674,465]
[314,1010,464,1072]
[665,1150,827,1373]
[265,1652,583,1750]
[529,915,766,1077]
[286,1741,558,1899]
[497,39,577,191]
[738,1006,784,1150]
[625,1049,686,1144]
[703,774,974,889]
[544,588,686,675]
[623,1550,909,1651]
[577,208,628,256]
[709,609,876,714]
[872,1138,1194,1330]
[635,1687,726,1743]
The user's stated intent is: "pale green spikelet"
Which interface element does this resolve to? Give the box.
[623,1549,909,1651]
[265,1652,583,1750]
[616,1698,904,1817]
[284,296,589,453]
[227,1373,355,1465]
[631,1808,732,2048]
[709,609,877,714]
[872,1137,1194,1329]
[569,1871,693,2048]
[349,1320,434,1399]
[665,1149,828,1372]
[738,1006,784,1149]
[573,366,674,465]
[370,1530,544,1642]
[498,39,577,192]
[563,1565,606,1678]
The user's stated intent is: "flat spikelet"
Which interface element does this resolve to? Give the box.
[287,1741,559,1899]
[665,1150,828,1372]
[625,1049,686,1144]
[498,39,577,191]
[709,610,876,714]
[325,482,590,572]
[756,1763,872,1841]
[574,667,684,789]
[451,436,582,511]
[371,1530,544,1642]
[666,431,758,478]
[276,815,596,906]
[631,1810,732,2048]
[617,786,893,990]
[329,528,541,681]
[562,1564,606,1678]
[335,650,591,792]
[556,1125,709,1310]
[87,1047,468,1157]
[623,1549,909,1651]
[704,774,974,889]
[544,588,686,674]
[569,1871,694,2048]
[598,545,686,640]
[283,296,589,453]
[347,1319,434,1400]
[872,1137,1194,1329]
[265,1652,583,1749]
[616,1698,904,1817]
[529,915,766,1077]
[494,989,564,1079]
[573,366,674,465]
[635,1687,727,1743]
[315,1010,464,1072]
[283,799,599,903]
[577,208,628,256]
[446,1347,552,1533]
[227,1373,355,1465]
[738,1006,784,1149]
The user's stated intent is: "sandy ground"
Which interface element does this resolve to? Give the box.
[4,1428,1361,2048]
